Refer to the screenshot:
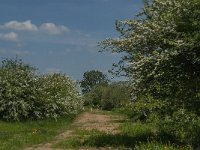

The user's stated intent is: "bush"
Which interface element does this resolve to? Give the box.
[83,85,104,108]
[84,82,131,110]
[153,109,200,148]
[119,95,170,122]
[37,73,83,119]
[101,82,131,110]
[0,58,83,121]
[0,58,38,121]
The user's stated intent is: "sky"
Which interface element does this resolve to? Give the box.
[0,0,143,81]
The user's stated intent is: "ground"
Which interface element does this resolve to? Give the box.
[24,110,125,150]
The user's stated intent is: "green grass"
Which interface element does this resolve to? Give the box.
[120,122,156,136]
[54,129,136,149]
[134,141,191,150]
[120,122,191,150]
[0,116,75,150]
[54,120,192,150]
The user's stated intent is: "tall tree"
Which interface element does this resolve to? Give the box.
[80,70,108,94]
[100,0,200,113]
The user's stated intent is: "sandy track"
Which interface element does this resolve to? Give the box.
[24,110,123,150]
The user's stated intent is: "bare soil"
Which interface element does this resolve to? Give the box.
[24,110,124,150]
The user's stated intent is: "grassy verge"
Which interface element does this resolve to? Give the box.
[0,116,75,150]
[54,124,191,150]
[120,122,191,150]
[54,126,191,150]
[53,110,192,150]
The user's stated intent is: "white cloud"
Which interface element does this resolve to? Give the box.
[0,32,18,41]
[4,20,38,31]
[1,20,70,35]
[40,23,70,35]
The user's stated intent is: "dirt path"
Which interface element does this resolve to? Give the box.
[24,110,124,150]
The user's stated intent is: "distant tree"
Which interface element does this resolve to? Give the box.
[80,70,108,94]
[83,81,131,110]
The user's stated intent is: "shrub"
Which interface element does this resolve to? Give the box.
[83,81,131,110]
[0,58,38,121]
[37,73,83,119]
[119,95,170,122]
[83,85,104,108]
[0,58,83,121]
[154,109,200,148]
[101,82,131,110]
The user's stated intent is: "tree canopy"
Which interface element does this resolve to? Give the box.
[100,1,200,146]
[100,0,200,114]
[80,70,108,94]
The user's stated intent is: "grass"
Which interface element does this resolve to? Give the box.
[0,110,194,150]
[53,129,136,149]
[54,121,191,150]
[54,129,191,149]
[0,116,75,150]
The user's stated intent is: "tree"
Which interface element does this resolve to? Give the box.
[99,1,200,147]
[84,81,131,110]
[100,0,200,114]
[80,70,108,94]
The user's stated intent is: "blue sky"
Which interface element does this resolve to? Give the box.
[0,0,143,81]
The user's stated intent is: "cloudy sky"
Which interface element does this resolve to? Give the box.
[0,0,143,80]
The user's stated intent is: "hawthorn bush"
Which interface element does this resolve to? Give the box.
[0,58,83,121]
[37,73,83,119]
[0,58,38,121]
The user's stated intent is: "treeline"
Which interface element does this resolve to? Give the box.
[80,70,131,110]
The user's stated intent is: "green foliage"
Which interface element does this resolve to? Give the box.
[152,110,200,148]
[101,82,131,110]
[36,73,83,119]
[80,70,108,94]
[0,58,83,121]
[0,58,38,121]
[119,102,200,147]
[119,96,170,121]
[100,0,200,113]
[100,1,200,147]
[84,81,131,110]
[83,85,105,108]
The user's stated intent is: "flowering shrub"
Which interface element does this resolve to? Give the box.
[36,73,83,119]
[0,58,83,121]
[0,58,38,121]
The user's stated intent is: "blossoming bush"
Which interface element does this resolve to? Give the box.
[36,73,83,119]
[0,58,38,121]
[0,58,83,121]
